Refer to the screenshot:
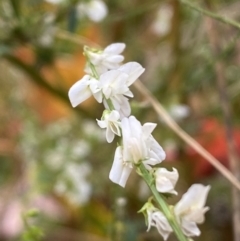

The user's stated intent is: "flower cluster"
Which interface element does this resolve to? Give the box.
[140,184,210,240]
[68,43,210,241]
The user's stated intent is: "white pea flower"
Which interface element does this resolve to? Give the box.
[139,203,172,241]
[69,62,145,118]
[148,210,173,240]
[155,168,179,195]
[101,62,144,117]
[109,116,165,187]
[85,43,125,75]
[68,75,100,107]
[77,0,108,23]
[97,110,121,143]
[109,146,133,187]
[174,184,210,237]
[121,116,166,167]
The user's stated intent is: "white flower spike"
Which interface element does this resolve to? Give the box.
[174,184,210,237]
[155,168,179,195]
[85,43,126,75]
[97,110,121,143]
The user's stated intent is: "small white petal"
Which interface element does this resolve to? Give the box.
[118,96,131,117]
[150,137,166,160]
[118,62,145,85]
[104,43,126,55]
[174,184,210,218]
[89,80,102,103]
[99,70,128,98]
[109,110,120,120]
[68,75,92,107]
[181,219,201,237]
[155,168,179,195]
[105,55,124,65]
[153,212,173,240]
[142,123,157,138]
[106,126,115,143]
[96,119,107,128]
[147,209,172,241]
[109,146,132,187]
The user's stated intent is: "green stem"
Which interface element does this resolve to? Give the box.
[89,61,99,79]
[138,163,189,241]
[105,98,115,111]
[179,0,240,30]
[83,50,99,79]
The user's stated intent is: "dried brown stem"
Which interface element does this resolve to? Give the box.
[204,8,240,240]
[133,80,240,191]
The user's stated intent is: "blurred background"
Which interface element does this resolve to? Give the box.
[0,0,240,240]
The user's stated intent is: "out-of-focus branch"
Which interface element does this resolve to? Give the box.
[179,0,240,30]
[204,4,240,240]
[56,29,100,49]
[3,54,95,119]
[134,80,240,191]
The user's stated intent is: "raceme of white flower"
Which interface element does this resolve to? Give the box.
[68,42,210,241]
[174,184,211,237]
[154,167,179,195]
[84,43,126,75]
[77,0,108,22]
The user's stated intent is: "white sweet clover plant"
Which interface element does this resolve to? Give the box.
[68,43,210,241]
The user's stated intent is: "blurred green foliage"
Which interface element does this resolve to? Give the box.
[0,0,240,241]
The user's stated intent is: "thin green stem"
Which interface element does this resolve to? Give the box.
[179,0,240,30]
[105,98,115,111]
[83,49,100,79]
[138,163,189,241]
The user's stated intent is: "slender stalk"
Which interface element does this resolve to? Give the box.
[204,9,240,241]
[138,163,189,241]
[179,0,240,30]
[134,80,240,191]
